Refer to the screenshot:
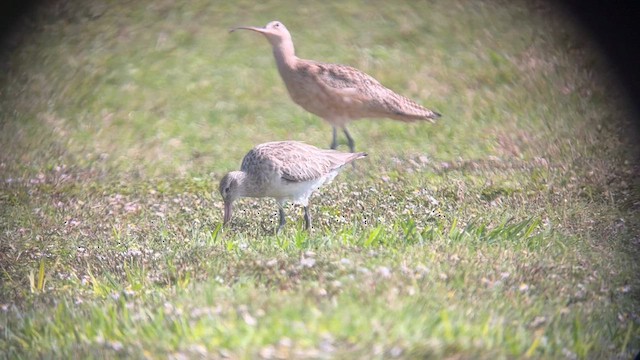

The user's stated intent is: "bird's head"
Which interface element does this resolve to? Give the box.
[219,171,243,226]
[230,20,292,47]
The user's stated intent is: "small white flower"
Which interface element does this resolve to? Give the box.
[300,257,316,268]
[242,312,257,326]
[110,341,123,351]
[377,266,391,278]
[266,259,278,267]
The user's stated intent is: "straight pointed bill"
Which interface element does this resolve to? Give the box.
[223,201,233,225]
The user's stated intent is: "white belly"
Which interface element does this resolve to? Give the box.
[268,171,339,206]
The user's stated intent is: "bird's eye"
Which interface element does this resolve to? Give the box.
[274,23,280,28]
[224,186,230,193]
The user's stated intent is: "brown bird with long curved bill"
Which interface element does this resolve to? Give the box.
[230,21,441,152]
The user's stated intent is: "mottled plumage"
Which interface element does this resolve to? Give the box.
[231,21,441,152]
[219,141,366,232]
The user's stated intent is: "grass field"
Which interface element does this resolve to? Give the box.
[1,0,639,358]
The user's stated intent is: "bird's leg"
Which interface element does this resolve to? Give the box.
[343,128,355,153]
[303,206,312,230]
[342,127,358,169]
[330,126,338,150]
[277,206,286,234]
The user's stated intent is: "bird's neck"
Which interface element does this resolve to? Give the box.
[272,40,297,71]
[235,171,262,198]
[231,171,250,197]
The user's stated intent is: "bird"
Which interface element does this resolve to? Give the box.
[230,20,441,152]
[219,141,366,232]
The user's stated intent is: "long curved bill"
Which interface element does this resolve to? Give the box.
[223,201,233,226]
[229,26,266,34]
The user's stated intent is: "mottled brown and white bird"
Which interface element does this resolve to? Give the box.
[230,21,441,152]
[219,141,366,232]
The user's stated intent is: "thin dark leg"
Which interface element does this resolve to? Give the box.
[343,127,355,153]
[277,206,286,233]
[303,206,312,230]
[330,126,338,149]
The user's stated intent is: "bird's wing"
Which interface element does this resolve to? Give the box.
[244,141,362,183]
[281,147,367,183]
[280,142,344,182]
[302,61,383,99]
[305,61,441,121]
